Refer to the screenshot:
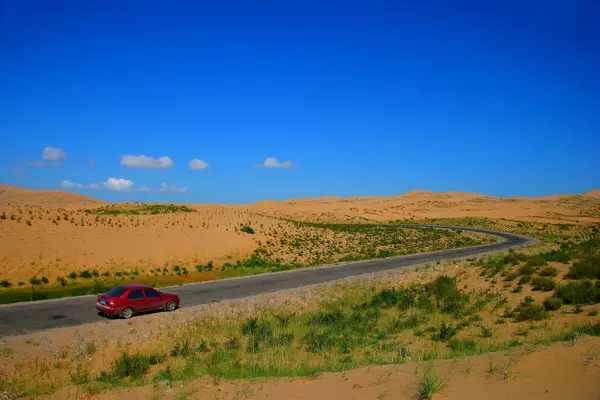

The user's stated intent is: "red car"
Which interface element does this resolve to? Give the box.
[96,284,180,319]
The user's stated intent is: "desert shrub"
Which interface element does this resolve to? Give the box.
[431,321,459,342]
[111,352,164,379]
[484,254,505,275]
[504,250,529,265]
[518,265,537,275]
[526,255,547,267]
[514,304,548,322]
[240,225,255,234]
[519,275,532,285]
[369,288,402,308]
[504,270,519,281]
[544,297,563,311]
[428,276,465,315]
[0,280,11,288]
[531,277,557,291]
[566,257,600,280]
[68,272,77,279]
[556,280,600,304]
[29,276,41,285]
[542,250,571,264]
[538,266,559,277]
[78,270,92,279]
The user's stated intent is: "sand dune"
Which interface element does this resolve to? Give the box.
[0,185,105,208]
[0,185,598,284]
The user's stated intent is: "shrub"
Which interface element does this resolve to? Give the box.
[504,250,528,265]
[556,280,600,305]
[531,277,557,291]
[526,255,547,267]
[542,250,570,264]
[431,321,459,342]
[538,266,559,277]
[518,265,537,275]
[240,225,255,234]
[504,271,519,281]
[514,304,548,322]
[68,272,77,279]
[41,276,49,284]
[566,257,600,280]
[111,352,164,379]
[544,297,563,311]
[29,276,41,285]
[78,270,92,279]
[519,275,532,285]
[0,280,11,288]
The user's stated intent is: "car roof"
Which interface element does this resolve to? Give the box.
[116,284,151,290]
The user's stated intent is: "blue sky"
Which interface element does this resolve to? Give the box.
[1,0,599,203]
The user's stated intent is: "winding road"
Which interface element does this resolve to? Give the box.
[0,225,536,336]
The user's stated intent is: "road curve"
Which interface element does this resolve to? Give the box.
[0,225,536,336]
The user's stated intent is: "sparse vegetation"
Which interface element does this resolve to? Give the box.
[84,204,195,215]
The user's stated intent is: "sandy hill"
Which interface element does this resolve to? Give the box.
[583,189,600,199]
[0,185,106,208]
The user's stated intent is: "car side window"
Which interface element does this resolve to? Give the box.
[128,289,144,300]
[145,288,161,298]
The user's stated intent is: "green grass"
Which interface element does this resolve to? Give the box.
[415,362,447,400]
[83,204,195,215]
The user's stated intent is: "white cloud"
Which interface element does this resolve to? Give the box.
[60,180,101,190]
[60,180,83,189]
[255,157,293,168]
[159,183,188,193]
[20,146,66,167]
[121,155,173,169]
[42,146,66,161]
[59,178,181,193]
[188,158,209,170]
[104,177,135,192]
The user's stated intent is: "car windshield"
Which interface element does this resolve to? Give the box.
[106,287,125,298]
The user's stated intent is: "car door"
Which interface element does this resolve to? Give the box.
[143,288,163,311]
[127,289,147,312]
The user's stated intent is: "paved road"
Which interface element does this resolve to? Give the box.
[0,225,536,336]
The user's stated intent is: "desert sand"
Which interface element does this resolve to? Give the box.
[1,186,599,284]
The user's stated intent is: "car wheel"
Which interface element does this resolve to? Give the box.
[165,300,177,312]
[121,307,133,319]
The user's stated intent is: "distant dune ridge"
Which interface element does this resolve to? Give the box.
[0,185,106,207]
